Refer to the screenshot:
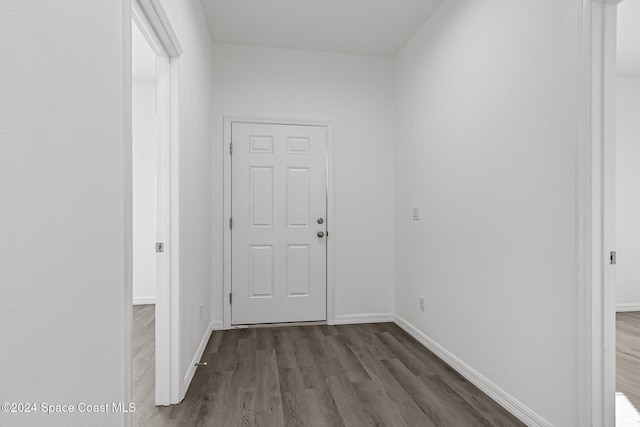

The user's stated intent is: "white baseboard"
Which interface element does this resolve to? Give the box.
[133,296,156,305]
[183,321,214,391]
[616,303,640,312]
[333,313,394,325]
[211,320,224,330]
[393,315,552,427]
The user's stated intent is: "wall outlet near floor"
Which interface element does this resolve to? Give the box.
[420,296,425,312]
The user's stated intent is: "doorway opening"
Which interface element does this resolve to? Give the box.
[131,14,159,417]
[127,0,183,416]
[613,0,640,423]
[581,0,638,426]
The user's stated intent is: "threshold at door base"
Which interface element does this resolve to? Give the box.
[232,320,328,329]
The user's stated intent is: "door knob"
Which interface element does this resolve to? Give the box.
[317,217,324,224]
[317,231,325,238]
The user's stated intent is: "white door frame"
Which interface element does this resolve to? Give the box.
[223,117,335,329]
[128,0,183,410]
[578,1,622,425]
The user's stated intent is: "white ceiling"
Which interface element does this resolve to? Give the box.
[132,22,156,81]
[200,0,443,57]
[618,0,640,76]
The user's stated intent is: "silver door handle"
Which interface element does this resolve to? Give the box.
[317,231,325,238]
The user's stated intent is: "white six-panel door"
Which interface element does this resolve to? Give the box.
[231,122,327,325]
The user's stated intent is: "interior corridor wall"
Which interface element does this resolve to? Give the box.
[0,1,128,425]
[132,80,157,304]
[393,1,579,425]
[616,75,640,310]
[1,0,217,422]
[210,44,396,323]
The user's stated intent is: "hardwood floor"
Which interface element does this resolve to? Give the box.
[132,304,156,426]
[132,309,523,426]
[617,311,640,411]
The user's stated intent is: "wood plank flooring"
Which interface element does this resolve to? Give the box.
[133,305,156,426]
[617,311,640,411]
[132,307,523,426]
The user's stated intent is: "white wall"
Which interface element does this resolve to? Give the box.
[0,1,128,426]
[394,1,579,425]
[156,0,215,393]
[210,44,396,322]
[132,80,157,304]
[616,75,640,310]
[0,1,215,424]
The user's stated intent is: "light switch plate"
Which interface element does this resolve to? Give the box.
[412,206,420,220]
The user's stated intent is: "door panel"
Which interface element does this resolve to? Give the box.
[287,167,310,227]
[287,244,311,296]
[249,245,273,298]
[232,122,327,325]
[249,167,273,227]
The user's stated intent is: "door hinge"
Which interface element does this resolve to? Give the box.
[610,251,617,265]
[156,242,164,253]
[230,143,233,155]
[230,217,233,229]
[229,293,232,304]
